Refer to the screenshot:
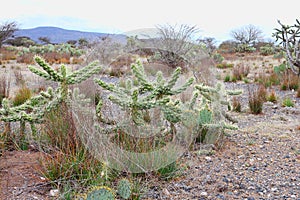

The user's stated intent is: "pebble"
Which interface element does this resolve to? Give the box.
[49,189,59,197]
[200,191,208,197]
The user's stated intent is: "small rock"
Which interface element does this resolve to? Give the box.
[271,187,277,192]
[200,191,208,197]
[163,188,170,196]
[205,156,212,162]
[50,189,59,197]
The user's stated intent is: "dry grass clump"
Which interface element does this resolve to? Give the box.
[248,84,267,114]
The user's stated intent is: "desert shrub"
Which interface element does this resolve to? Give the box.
[212,52,224,64]
[216,62,234,69]
[280,72,299,91]
[16,52,35,64]
[0,74,10,107]
[0,47,17,60]
[14,69,26,86]
[232,63,250,81]
[267,90,277,103]
[255,71,280,88]
[12,86,32,106]
[218,40,238,54]
[260,45,275,56]
[235,44,256,53]
[248,85,266,114]
[232,96,242,112]
[296,88,300,98]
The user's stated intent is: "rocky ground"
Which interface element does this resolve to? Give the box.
[143,81,300,200]
[0,54,300,199]
[1,80,299,200]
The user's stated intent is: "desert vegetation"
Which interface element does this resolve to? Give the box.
[0,20,299,200]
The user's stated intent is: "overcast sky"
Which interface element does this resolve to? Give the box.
[1,0,300,43]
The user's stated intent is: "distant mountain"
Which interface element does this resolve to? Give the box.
[13,26,127,44]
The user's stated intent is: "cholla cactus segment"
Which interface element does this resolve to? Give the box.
[198,107,213,126]
[86,186,115,200]
[166,67,181,89]
[95,60,194,126]
[32,55,63,82]
[131,61,153,92]
[67,60,101,84]
[28,65,51,80]
[117,178,132,199]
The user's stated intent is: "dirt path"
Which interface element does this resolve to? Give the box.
[0,150,51,200]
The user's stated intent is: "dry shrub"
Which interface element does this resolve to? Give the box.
[267,90,277,103]
[71,57,84,64]
[192,56,216,86]
[0,48,17,61]
[296,88,300,98]
[0,73,10,105]
[39,102,105,193]
[12,86,32,106]
[232,63,250,81]
[144,62,174,77]
[14,69,26,86]
[42,103,79,153]
[109,53,139,76]
[248,84,266,114]
[232,96,242,112]
[280,72,299,90]
[16,53,35,64]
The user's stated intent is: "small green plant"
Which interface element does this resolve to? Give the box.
[282,97,294,107]
[224,74,231,82]
[267,90,277,103]
[157,161,182,181]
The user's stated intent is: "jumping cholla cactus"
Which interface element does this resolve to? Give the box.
[117,178,132,199]
[273,19,300,76]
[0,87,58,139]
[0,55,101,142]
[194,82,242,144]
[28,55,101,101]
[94,60,194,127]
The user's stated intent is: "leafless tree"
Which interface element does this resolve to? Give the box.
[85,35,123,65]
[273,19,300,76]
[0,21,18,48]
[230,24,263,46]
[198,37,217,55]
[147,23,200,68]
[38,36,51,44]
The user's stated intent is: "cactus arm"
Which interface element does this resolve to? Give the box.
[32,55,63,81]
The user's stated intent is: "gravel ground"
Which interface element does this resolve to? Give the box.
[143,82,300,200]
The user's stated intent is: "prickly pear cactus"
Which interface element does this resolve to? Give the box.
[117,178,132,199]
[86,186,115,200]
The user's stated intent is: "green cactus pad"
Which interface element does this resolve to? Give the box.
[117,179,132,199]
